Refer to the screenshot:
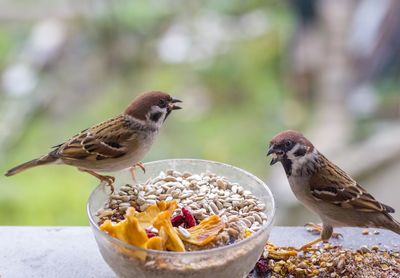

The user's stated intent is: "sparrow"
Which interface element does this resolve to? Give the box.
[267,130,400,249]
[5,91,182,192]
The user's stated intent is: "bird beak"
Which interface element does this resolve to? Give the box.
[169,97,182,110]
[267,144,281,166]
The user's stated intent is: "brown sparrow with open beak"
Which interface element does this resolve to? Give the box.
[267,130,400,249]
[5,91,182,192]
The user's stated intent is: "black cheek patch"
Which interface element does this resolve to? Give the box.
[150,111,162,122]
[293,147,307,157]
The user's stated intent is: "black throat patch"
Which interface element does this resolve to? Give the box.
[281,156,292,176]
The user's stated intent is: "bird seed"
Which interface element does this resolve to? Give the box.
[97,169,268,247]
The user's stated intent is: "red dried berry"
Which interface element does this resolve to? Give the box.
[181,207,197,228]
[146,230,156,238]
[255,258,269,273]
[171,215,185,227]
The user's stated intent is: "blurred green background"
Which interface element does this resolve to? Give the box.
[1,0,400,225]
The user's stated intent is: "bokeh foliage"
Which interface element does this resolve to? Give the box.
[0,1,292,225]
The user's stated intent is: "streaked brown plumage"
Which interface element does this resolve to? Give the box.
[267,130,400,249]
[5,91,182,191]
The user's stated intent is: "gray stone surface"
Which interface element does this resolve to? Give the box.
[269,226,400,250]
[0,226,398,278]
[0,227,114,278]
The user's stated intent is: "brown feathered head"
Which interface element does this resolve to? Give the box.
[124,91,182,123]
[267,130,315,165]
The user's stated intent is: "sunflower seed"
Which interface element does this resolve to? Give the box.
[256,204,266,211]
[148,226,159,234]
[140,204,150,211]
[209,201,219,214]
[120,195,130,202]
[178,226,191,238]
[215,200,224,210]
[136,196,146,205]
[163,176,177,182]
[120,185,132,192]
[165,196,173,202]
[146,199,157,205]
[254,213,263,223]
[231,185,238,194]
[97,209,114,218]
[245,216,255,224]
[119,202,130,208]
[227,228,239,237]
[99,169,269,247]
[241,218,252,227]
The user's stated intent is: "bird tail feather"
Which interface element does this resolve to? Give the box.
[5,155,57,176]
[381,214,400,235]
[388,218,400,235]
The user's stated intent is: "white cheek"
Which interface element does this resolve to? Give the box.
[147,106,167,127]
[150,105,164,114]
[286,143,301,159]
[291,149,318,173]
[296,154,311,165]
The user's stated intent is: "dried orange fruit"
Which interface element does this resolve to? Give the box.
[100,201,180,252]
[180,215,225,246]
[153,211,185,252]
[100,207,148,248]
[145,236,164,250]
[135,200,177,229]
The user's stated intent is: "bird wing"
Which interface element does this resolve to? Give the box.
[54,115,137,161]
[309,161,395,214]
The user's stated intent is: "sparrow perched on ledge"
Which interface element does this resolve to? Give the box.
[5,91,182,192]
[267,130,400,249]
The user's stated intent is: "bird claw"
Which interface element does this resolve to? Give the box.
[98,175,115,193]
[79,168,115,194]
[304,222,322,234]
[103,175,115,194]
[332,232,343,239]
[299,237,324,251]
[304,222,342,239]
[135,162,146,173]
[265,242,299,259]
[100,179,114,194]
[130,162,146,183]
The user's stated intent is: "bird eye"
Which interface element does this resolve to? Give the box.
[158,99,167,108]
[285,140,293,148]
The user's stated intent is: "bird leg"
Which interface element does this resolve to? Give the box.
[79,168,115,193]
[300,224,334,251]
[130,162,146,182]
[299,237,324,251]
[265,242,298,259]
[305,222,343,239]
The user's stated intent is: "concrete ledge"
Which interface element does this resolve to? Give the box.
[0,226,398,278]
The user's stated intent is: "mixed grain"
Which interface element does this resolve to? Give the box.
[97,169,268,247]
[252,242,400,277]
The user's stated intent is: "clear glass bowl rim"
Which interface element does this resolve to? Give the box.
[87,158,276,256]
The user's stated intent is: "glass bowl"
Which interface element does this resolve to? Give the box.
[87,159,275,278]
